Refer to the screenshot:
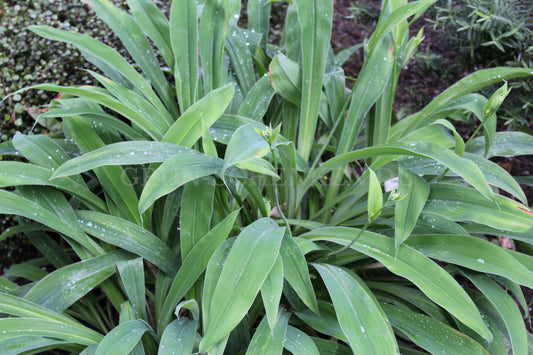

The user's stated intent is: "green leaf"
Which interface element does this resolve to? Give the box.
[116,258,147,321]
[269,53,302,106]
[82,0,178,117]
[24,251,131,312]
[461,270,527,355]
[162,84,235,147]
[368,0,435,53]
[180,177,216,260]
[76,211,179,276]
[226,24,256,96]
[248,0,271,50]
[261,255,284,331]
[395,167,430,252]
[0,336,71,355]
[0,319,101,346]
[326,35,394,204]
[284,326,320,355]
[295,301,346,341]
[158,211,239,333]
[484,82,511,118]
[408,235,533,288]
[93,320,151,355]
[0,161,106,212]
[300,141,494,204]
[367,167,383,222]
[224,124,270,167]
[89,70,172,132]
[41,106,148,141]
[392,67,533,138]
[383,304,489,354]
[159,318,197,355]
[29,25,167,116]
[0,293,102,340]
[0,190,101,255]
[63,116,142,225]
[280,236,318,313]
[139,153,242,214]
[202,238,236,332]
[246,312,290,355]
[128,0,174,70]
[293,0,333,161]
[32,84,163,140]
[170,0,198,111]
[200,218,285,352]
[199,0,229,93]
[50,142,196,179]
[424,183,533,233]
[466,131,533,158]
[302,228,492,341]
[313,264,398,354]
[237,76,276,121]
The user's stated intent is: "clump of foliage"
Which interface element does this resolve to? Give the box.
[1,0,533,353]
[431,0,533,61]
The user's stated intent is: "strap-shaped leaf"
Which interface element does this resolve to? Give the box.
[326,35,394,204]
[139,152,243,214]
[461,270,527,355]
[24,251,131,312]
[237,76,275,121]
[293,0,333,161]
[199,218,285,352]
[158,211,239,333]
[0,336,72,355]
[408,234,533,288]
[170,0,199,111]
[284,326,320,355]
[159,319,197,355]
[0,161,106,212]
[0,190,101,255]
[248,0,271,50]
[116,258,147,321]
[301,227,492,341]
[163,84,234,147]
[295,301,346,341]
[395,167,430,252]
[93,320,151,355]
[89,70,172,130]
[467,131,533,158]
[391,67,533,138]
[0,318,101,346]
[0,293,102,340]
[127,0,174,70]
[180,177,216,260]
[76,211,179,276]
[30,84,163,140]
[199,0,229,93]
[313,264,398,354]
[83,0,178,117]
[300,141,495,203]
[50,141,195,179]
[246,312,290,355]
[261,255,284,331]
[383,304,489,354]
[29,25,168,117]
[64,117,141,225]
[424,183,533,232]
[280,236,318,313]
[226,24,256,96]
